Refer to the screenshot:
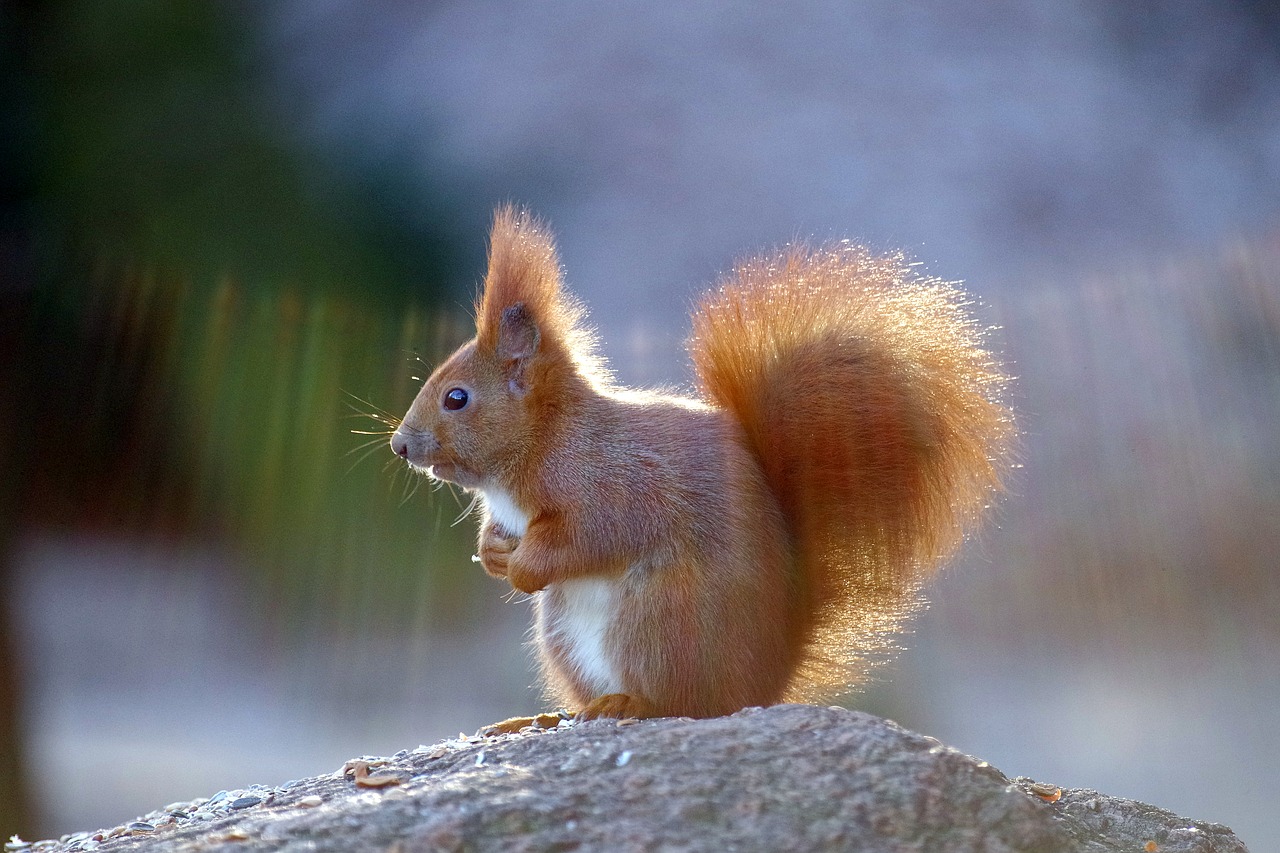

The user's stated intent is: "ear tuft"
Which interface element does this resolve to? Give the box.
[476,206,562,352]
[474,205,612,389]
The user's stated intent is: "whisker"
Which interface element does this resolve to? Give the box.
[344,409,398,422]
[342,390,397,419]
[343,436,392,459]
[399,473,425,507]
[438,481,466,512]
[399,464,420,503]
[452,492,482,527]
[343,410,399,429]
[346,443,394,475]
[501,587,530,604]
[432,495,445,542]
[386,464,413,501]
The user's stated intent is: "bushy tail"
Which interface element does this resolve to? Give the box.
[688,243,1014,699]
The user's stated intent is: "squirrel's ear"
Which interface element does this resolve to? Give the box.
[497,302,540,395]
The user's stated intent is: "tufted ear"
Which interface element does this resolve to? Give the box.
[497,302,540,394]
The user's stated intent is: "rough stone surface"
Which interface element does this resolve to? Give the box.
[14,705,1248,853]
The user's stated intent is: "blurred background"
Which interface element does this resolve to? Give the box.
[1,0,1277,846]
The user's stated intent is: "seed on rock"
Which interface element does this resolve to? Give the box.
[127,822,155,833]
[1028,782,1062,803]
[355,772,404,789]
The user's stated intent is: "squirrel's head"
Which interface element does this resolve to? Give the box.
[391,205,604,489]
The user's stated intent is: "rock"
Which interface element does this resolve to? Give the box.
[21,705,1248,852]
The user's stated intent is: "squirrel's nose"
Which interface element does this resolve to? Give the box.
[391,425,439,464]
[390,430,411,459]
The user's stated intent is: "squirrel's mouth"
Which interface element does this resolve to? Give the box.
[392,427,479,486]
[426,462,482,489]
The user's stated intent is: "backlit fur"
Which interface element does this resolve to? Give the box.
[394,208,1014,718]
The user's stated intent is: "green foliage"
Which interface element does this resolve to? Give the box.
[18,0,485,633]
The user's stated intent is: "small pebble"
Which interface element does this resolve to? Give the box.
[230,795,263,810]
[615,750,633,767]
[296,795,324,808]
[127,822,155,833]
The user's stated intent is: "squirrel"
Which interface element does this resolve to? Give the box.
[391,205,1014,723]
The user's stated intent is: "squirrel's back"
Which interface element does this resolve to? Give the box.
[688,243,1014,699]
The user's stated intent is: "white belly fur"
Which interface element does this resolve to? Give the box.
[481,486,621,695]
[551,577,621,695]
[481,486,529,537]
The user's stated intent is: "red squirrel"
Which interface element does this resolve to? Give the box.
[391,205,1013,722]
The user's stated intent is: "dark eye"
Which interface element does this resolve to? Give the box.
[443,387,469,411]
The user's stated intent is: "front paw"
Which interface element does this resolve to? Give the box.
[507,561,548,594]
[478,524,518,578]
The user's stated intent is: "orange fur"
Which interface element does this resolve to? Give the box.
[689,244,1013,697]
[392,208,1014,719]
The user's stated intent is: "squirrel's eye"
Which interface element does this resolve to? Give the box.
[443,387,469,411]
